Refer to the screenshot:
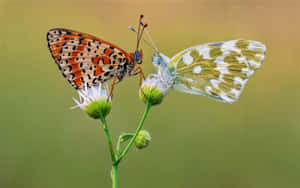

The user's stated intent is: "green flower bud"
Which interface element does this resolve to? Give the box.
[85,99,111,119]
[135,130,151,149]
[139,75,170,105]
[72,84,112,119]
[139,85,164,106]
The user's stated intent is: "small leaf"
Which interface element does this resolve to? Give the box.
[119,133,135,143]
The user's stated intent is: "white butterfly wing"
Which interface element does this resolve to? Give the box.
[169,39,266,103]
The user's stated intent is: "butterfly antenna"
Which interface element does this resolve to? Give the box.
[136,22,147,51]
[136,14,143,51]
[145,28,159,52]
[129,26,157,51]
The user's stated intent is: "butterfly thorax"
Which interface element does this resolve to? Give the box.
[123,50,143,76]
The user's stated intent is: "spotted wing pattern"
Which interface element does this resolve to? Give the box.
[47,28,131,89]
[170,39,266,103]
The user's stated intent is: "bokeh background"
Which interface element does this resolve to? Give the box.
[2,0,300,187]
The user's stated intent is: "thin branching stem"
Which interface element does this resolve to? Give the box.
[100,117,116,163]
[116,133,135,157]
[112,164,118,188]
[116,102,152,164]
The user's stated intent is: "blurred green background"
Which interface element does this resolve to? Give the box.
[2,0,300,187]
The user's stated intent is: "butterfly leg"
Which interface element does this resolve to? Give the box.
[132,66,146,97]
[133,66,145,88]
[109,75,121,101]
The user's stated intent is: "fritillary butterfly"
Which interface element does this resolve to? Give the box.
[46,15,147,97]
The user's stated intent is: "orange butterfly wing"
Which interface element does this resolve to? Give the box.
[46,28,131,89]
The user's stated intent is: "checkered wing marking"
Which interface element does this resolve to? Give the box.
[170,39,266,103]
[46,28,131,89]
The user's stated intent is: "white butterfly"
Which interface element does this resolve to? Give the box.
[130,27,266,103]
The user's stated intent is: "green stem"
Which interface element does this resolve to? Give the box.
[116,136,122,158]
[116,102,152,164]
[100,117,116,163]
[112,164,118,188]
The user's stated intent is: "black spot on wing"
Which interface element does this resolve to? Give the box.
[104,72,110,76]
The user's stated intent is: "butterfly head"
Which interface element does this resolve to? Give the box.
[152,53,161,67]
[152,53,170,67]
[130,50,143,65]
[135,50,143,64]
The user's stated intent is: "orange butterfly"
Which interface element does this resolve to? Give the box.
[46,15,147,97]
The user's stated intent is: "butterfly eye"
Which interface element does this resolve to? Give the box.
[152,55,161,65]
[134,51,141,61]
